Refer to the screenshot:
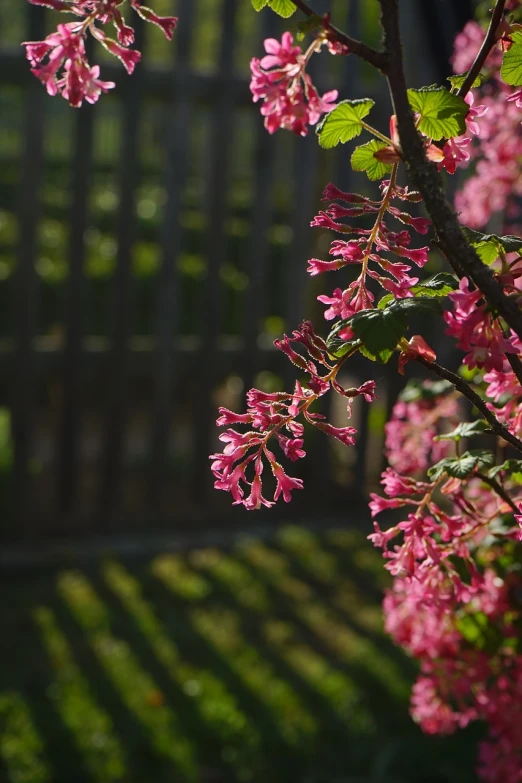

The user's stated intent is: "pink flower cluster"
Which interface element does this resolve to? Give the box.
[23,0,177,106]
[309,180,430,324]
[484,360,522,437]
[250,32,338,136]
[384,383,459,475]
[452,21,522,227]
[444,277,518,371]
[211,321,375,509]
[393,580,522,782]
[374,376,522,781]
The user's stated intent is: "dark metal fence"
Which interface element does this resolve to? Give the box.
[0,0,473,541]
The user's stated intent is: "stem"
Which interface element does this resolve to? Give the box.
[360,121,393,145]
[361,163,398,284]
[476,471,519,513]
[378,0,522,344]
[456,0,507,99]
[289,0,389,72]
[415,356,522,455]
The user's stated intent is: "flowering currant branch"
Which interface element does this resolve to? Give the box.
[22,0,177,106]
[378,0,522,345]
[287,0,389,72]
[455,0,508,98]
[29,0,522,777]
[414,355,522,454]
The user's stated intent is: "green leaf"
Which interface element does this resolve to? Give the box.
[349,308,407,363]
[268,0,295,15]
[329,296,439,362]
[267,0,296,16]
[294,13,323,40]
[488,459,522,482]
[457,611,505,654]
[399,379,454,403]
[250,0,268,9]
[351,140,393,181]
[407,85,468,140]
[447,71,486,90]
[435,420,491,442]
[461,226,522,265]
[316,99,375,149]
[428,449,495,481]
[457,612,490,646]
[377,293,394,310]
[411,272,458,298]
[326,338,358,360]
[501,30,522,86]
[386,297,442,316]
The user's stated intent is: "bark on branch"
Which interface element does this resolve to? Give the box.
[378,0,522,344]
[289,0,389,72]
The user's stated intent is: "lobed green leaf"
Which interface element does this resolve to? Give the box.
[399,379,454,403]
[349,308,408,363]
[501,30,522,86]
[428,449,495,481]
[435,420,491,442]
[386,297,442,316]
[447,71,486,90]
[351,139,393,181]
[407,85,468,140]
[461,226,522,265]
[410,272,458,298]
[316,99,375,149]
[488,459,522,482]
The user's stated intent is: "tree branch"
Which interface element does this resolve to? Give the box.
[456,0,507,99]
[476,471,519,513]
[507,352,522,388]
[289,0,389,72]
[378,0,522,345]
[415,356,522,454]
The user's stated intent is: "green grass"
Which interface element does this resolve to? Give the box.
[0,526,482,783]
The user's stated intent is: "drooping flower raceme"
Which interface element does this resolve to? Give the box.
[211,321,376,510]
[23,0,177,106]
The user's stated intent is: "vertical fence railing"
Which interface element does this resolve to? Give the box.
[10,3,46,534]
[98,19,146,520]
[194,0,241,504]
[57,81,95,518]
[148,0,197,509]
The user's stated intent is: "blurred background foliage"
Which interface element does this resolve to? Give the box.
[0,527,483,783]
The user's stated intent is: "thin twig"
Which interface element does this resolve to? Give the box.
[457,0,507,99]
[476,471,519,513]
[289,0,389,72]
[415,356,522,455]
[378,0,522,345]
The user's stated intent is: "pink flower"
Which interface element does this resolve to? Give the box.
[129,0,177,40]
[250,33,337,136]
[398,335,437,374]
[445,278,518,371]
[272,462,303,502]
[464,92,488,136]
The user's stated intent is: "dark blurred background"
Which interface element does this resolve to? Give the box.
[0,3,487,783]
